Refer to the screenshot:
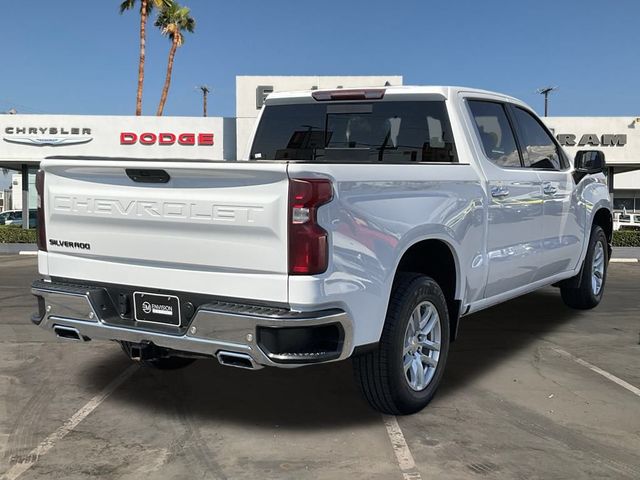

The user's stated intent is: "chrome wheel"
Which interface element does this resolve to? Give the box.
[403,301,441,391]
[592,240,605,295]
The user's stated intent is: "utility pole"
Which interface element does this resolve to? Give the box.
[536,86,558,117]
[198,85,210,117]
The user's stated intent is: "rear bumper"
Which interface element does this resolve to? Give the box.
[31,279,353,368]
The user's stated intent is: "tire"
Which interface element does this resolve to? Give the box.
[353,273,450,415]
[561,225,608,310]
[118,341,196,370]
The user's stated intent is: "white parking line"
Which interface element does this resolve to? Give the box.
[610,258,638,263]
[1,365,138,480]
[383,415,423,480]
[18,251,37,256]
[552,347,640,398]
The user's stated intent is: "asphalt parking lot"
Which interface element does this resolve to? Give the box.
[0,255,638,480]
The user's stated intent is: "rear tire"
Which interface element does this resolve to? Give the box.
[560,225,608,310]
[353,273,450,415]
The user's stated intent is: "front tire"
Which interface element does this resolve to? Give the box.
[561,225,608,309]
[353,273,450,415]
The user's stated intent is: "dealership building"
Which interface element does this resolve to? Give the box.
[1,75,639,226]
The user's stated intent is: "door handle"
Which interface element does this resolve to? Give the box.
[491,186,510,198]
[542,183,557,195]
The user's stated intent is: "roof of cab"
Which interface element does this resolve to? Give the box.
[266,85,529,109]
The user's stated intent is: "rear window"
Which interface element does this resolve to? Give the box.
[250,101,457,163]
[468,100,521,168]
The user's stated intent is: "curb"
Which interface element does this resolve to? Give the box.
[0,243,37,255]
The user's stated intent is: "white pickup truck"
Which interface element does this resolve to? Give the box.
[31,86,612,414]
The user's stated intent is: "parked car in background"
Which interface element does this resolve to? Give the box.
[0,210,13,225]
[31,86,612,415]
[0,209,37,228]
[613,211,640,231]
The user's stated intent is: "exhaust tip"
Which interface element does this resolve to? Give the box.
[216,351,260,370]
[53,325,88,342]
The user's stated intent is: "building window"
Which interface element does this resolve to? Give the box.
[613,197,635,211]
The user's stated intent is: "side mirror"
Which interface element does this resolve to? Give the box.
[574,150,605,175]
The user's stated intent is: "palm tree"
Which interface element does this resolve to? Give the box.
[119,0,168,115]
[155,1,195,116]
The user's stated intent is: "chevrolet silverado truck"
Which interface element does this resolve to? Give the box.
[31,86,612,414]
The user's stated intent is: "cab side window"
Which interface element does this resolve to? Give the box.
[468,100,521,168]
[511,107,563,170]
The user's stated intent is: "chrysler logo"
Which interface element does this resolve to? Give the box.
[3,127,93,146]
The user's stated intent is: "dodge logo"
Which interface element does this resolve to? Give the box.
[120,132,214,146]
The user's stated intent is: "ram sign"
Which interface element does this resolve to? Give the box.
[543,117,639,167]
[556,134,627,147]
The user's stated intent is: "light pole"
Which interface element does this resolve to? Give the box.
[536,86,558,117]
[197,85,210,117]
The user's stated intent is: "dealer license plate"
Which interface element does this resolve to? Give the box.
[133,292,181,326]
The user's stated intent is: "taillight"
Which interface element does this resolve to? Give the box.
[288,178,333,275]
[35,170,47,252]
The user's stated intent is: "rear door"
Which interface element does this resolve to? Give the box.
[42,160,290,303]
[509,106,584,275]
[466,99,545,298]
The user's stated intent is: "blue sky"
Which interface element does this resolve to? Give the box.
[0,0,638,118]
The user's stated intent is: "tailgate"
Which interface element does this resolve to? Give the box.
[41,160,290,303]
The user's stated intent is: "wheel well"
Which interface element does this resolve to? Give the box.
[395,239,461,340]
[592,208,613,244]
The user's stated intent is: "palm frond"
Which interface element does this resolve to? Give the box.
[154,1,195,43]
[120,0,168,15]
[119,0,136,14]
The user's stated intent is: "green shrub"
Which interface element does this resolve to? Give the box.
[612,230,640,247]
[4,225,638,246]
[0,225,37,243]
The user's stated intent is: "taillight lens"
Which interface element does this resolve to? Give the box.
[289,178,333,275]
[35,170,47,252]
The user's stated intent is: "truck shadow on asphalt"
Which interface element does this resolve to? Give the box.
[441,286,576,396]
[77,287,578,429]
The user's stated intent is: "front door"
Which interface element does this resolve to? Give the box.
[509,106,584,277]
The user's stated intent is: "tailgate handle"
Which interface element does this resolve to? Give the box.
[126,169,170,184]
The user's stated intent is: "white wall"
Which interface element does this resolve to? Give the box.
[0,190,11,212]
[0,114,236,170]
[544,117,640,193]
[543,117,639,166]
[614,171,640,189]
[11,173,36,211]
[235,75,403,159]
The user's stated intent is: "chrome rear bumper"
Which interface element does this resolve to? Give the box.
[31,279,353,368]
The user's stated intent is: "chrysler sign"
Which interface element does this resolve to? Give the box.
[3,126,93,146]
